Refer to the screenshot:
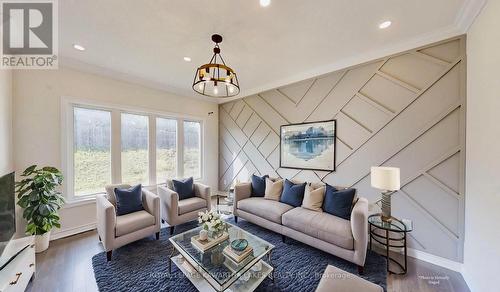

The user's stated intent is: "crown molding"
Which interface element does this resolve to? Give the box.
[59,57,220,104]
[455,0,487,32]
[60,0,488,106]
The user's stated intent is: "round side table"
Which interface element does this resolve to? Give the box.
[368,214,413,275]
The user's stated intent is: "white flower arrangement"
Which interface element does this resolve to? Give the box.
[198,210,226,234]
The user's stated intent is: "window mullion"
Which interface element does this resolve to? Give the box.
[177,118,184,178]
[149,115,156,186]
[111,110,121,184]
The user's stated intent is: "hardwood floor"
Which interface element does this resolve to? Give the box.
[26,227,470,292]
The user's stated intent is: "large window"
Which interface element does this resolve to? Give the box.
[121,113,149,185]
[73,107,111,196]
[184,121,201,179]
[65,100,203,200]
[156,118,177,183]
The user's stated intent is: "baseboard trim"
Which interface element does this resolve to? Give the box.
[50,223,96,241]
[407,248,463,273]
[370,241,463,272]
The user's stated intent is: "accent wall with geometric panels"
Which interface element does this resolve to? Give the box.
[219,36,466,262]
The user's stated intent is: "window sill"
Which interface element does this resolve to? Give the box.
[63,196,98,209]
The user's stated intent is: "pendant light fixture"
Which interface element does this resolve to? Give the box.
[192,34,240,98]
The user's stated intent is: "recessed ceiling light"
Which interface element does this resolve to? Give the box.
[73,44,85,51]
[183,56,192,62]
[260,0,271,7]
[379,21,392,29]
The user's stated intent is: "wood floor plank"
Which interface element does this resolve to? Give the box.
[26,205,469,292]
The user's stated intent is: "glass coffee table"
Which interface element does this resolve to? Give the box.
[169,223,274,292]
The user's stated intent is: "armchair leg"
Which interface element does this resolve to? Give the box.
[357,265,364,275]
[169,226,175,235]
[98,235,101,242]
[281,234,286,243]
[234,216,238,223]
[156,232,160,240]
[106,251,112,262]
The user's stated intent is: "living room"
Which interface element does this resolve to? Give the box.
[0,0,498,291]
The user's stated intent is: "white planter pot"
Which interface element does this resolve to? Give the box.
[35,231,51,253]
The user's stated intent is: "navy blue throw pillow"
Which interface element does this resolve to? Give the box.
[251,174,269,197]
[114,184,143,216]
[322,184,356,220]
[280,179,307,207]
[173,177,195,200]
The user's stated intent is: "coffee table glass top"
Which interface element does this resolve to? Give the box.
[169,223,274,287]
[368,214,413,232]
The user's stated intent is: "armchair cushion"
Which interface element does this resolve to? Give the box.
[114,184,144,216]
[178,197,207,215]
[115,210,155,237]
[173,177,195,200]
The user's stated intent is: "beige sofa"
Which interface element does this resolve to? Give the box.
[233,180,369,272]
[157,181,211,235]
[97,184,161,261]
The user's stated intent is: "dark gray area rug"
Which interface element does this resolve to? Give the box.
[92,220,387,291]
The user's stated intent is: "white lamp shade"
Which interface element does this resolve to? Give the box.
[371,166,400,191]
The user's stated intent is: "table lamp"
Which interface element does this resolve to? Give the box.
[371,166,400,222]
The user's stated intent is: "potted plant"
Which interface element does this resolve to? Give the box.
[16,165,64,253]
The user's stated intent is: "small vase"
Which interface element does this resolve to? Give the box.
[35,231,51,253]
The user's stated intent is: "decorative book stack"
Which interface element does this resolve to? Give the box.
[223,245,253,264]
[191,233,229,252]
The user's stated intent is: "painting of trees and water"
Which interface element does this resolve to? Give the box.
[280,120,336,171]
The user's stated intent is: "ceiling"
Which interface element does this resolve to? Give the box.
[59,0,484,103]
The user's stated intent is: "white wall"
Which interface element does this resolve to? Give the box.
[0,70,13,176]
[464,1,500,291]
[12,67,218,239]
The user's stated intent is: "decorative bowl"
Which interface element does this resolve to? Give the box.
[230,239,248,251]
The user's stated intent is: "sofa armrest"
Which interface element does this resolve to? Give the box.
[96,194,116,251]
[142,189,161,228]
[351,197,369,266]
[233,182,252,214]
[194,182,212,211]
[157,185,179,223]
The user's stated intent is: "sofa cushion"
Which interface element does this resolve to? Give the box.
[282,207,320,234]
[322,185,356,220]
[178,197,207,215]
[264,178,283,201]
[282,207,353,250]
[251,174,268,197]
[311,211,354,250]
[114,184,144,216]
[115,210,155,237]
[173,177,195,200]
[280,179,306,207]
[238,197,293,224]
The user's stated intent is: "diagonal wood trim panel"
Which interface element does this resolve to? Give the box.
[218,36,466,262]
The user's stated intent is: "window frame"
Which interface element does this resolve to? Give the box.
[61,97,205,203]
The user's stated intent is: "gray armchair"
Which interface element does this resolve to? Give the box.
[96,184,161,261]
[157,181,211,235]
